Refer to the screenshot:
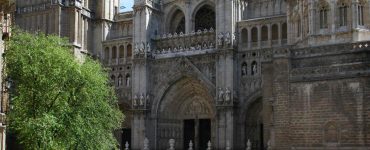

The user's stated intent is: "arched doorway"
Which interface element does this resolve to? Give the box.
[245,98,264,150]
[157,77,215,150]
[194,5,215,31]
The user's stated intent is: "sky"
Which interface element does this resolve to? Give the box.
[120,0,134,12]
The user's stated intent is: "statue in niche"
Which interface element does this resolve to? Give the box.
[146,43,151,52]
[251,61,257,75]
[140,42,145,52]
[225,32,231,45]
[146,94,150,105]
[218,87,224,102]
[118,75,123,86]
[225,88,231,102]
[139,93,145,106]
[134,43,139,54]
[217,32,223,46]
[133,95,138,107]
[242,63,247,76]
[126,75,130,87]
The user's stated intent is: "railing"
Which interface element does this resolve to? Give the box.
[122,138,271,150]
[102,58,130,66]
[153,29,216,55]
[251,42,258,48]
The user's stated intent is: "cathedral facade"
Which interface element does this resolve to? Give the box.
[15,0,370,150]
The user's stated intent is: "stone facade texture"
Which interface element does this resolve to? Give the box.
[14,0,370,150]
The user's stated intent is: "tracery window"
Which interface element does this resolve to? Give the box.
[127,44,132,58]
[319,6,329,29]
[339,3,348,26]
[358,4,364,25]
[195,5,215,31]
[119,45,124,58]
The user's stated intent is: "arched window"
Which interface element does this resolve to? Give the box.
[194,5,215,31]
[271,24,278,41]
[241,62,247,76]
[324,122,339,143]
[338,2,348,26]
[125,74,131,87]
[261,26,268,41]
[119,45,125,58]
[251,27,258,42]
[241,28,248,43]
[112,46,117,59]
[127,44,132,58]
[358,3,365,26]
[319,2,329,29]
[251,61,257,75]
[169,9,185,33]
[104,47,109,60]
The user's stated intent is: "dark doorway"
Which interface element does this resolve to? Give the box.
[183,119,211,150]
[121,128,131,149]
[184,119,195,149]
[198,119,211,150]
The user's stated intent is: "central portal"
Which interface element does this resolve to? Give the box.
[157,77,215,149]
[183,119,211,150]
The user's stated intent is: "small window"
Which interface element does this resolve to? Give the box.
[358,5,364,26]
[339,4,348,26]
[320,7,329,29]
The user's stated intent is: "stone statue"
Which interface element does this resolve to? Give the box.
[146,94,150,105]
[242,64,247,76]
[217,32,223,46]
[143,138,149,150]
[140,93,145,106]
[226,141,230,150]
[206,141,212,150]
[252,63,257,75]
[134,43,139,54]
[124,141,129,150]
[169,139,175,150]
[218,87,224,102]
[133,95,138,107]
[225,32,231,45]
[225,88,231,102]
[188,140,193,150]
[140,42,145,52]
[146,43,151,52]
[267,140,272,150]
[246,139,251,150]
[126,76,130,87]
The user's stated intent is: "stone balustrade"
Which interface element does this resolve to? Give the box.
[121,138,270,150]
[152,28,216,57]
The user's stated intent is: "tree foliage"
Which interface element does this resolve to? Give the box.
[5,30,124,150]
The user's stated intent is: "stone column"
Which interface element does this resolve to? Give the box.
[330,0,336,41]
[132,111,146,150]
[247,27,252,49]
[267,24,272,47]
[185,0,191,33]
[257,25,261,48]
[278,23,282,46]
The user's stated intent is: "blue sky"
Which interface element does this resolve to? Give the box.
[120,0,134,12]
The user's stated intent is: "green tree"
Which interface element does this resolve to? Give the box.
[5,30,124,150]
